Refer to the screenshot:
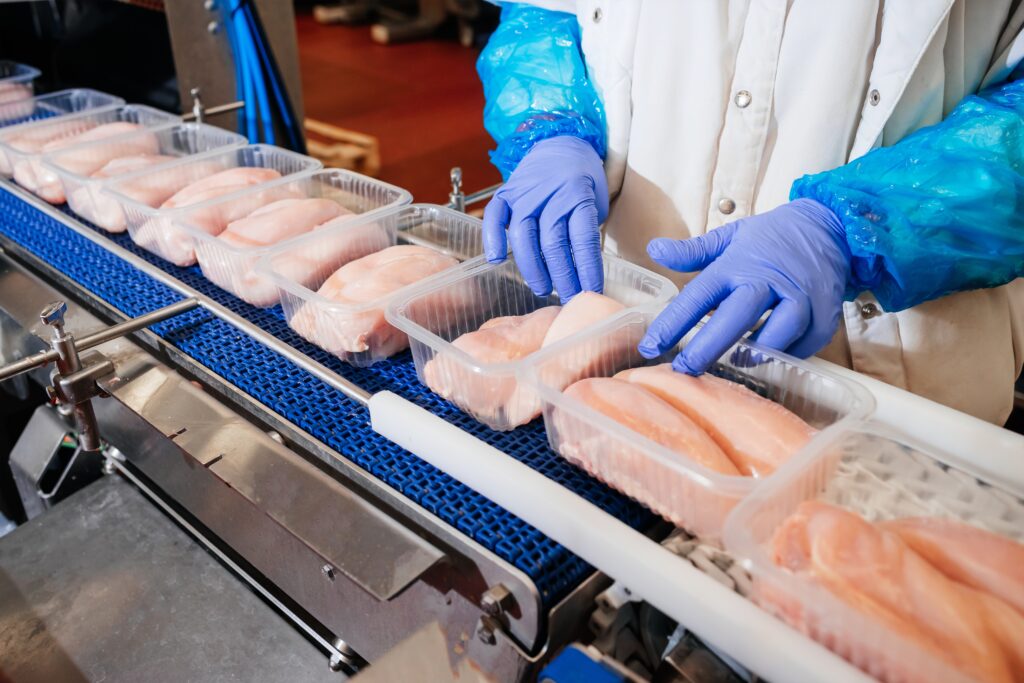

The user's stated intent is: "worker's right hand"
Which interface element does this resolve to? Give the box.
[482,136,609,302]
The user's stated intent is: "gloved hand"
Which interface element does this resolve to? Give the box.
[482,135,609,302]
[638,198,852,374]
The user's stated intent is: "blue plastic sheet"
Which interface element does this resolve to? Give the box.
[793,78,1024,311]
[477,4,606,179]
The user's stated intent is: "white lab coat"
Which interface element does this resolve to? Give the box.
[519,0,1024,424]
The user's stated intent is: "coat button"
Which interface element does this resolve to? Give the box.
[592,7,603,22]
[860,302,880,318]
[718,198,736,215]
[734,90,752,108]
[869,89,881,106]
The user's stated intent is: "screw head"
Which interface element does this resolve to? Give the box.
[207,20,219,34]
[322,564,336,580]
[40,301,67,327]
[476,618,497,645]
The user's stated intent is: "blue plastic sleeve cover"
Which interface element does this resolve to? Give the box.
[792,78,1024,312]
[477,3,607,179]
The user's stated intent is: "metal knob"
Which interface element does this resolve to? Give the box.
[40,301,67,329]
[449,166,466,212]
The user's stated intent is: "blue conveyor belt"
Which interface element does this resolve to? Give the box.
[0,185,653,607]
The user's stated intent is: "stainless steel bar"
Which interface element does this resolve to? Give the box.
[463,183,501,207]
[182,100,245,122]
[0,298,201,381]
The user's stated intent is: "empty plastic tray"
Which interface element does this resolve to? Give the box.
[723,425,1024,683]
[258,203,481,365]
[179,169,412,307]
[103,144,322,265]
[41,122,247,232]
[528,310,874,537]
[0,88,123,130]
[0,104,179,200]
[386,254,679,431]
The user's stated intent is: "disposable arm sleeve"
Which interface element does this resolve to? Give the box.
[477,3,607,179]
[791,78,1024,312]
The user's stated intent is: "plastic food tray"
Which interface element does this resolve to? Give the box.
[182,169,412,307]
[0,88,123,130]
[103,144,322,265]
[0,104,179,197]
[528,310,874,537]
[258,203,481,366]
[386,254,679,431]
[0,61,42,122]
[41,122,247,232]
[723,425,1024,683]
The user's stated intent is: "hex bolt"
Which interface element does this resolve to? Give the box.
[480,583,515,617]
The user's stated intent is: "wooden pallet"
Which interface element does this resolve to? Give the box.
[304,118,381,176]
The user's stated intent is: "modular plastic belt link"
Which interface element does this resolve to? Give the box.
[0,185,653,607]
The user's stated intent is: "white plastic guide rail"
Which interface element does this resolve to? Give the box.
[5,180,1024,681]
[368,391,873,683]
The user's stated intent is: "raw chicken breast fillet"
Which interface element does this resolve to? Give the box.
[881,517,1024,616]
[4,119,99,186]
[423,306,561,428]
[614,364,815,477]
[0,82,34,123]
[79,156,205,233]
[195,198,350,306]
[769,501,1024,683]
[423,292,628,429]
[131,167,292,266]
[34,123,157,204]
[553,377,739,527]
[290,244,459,362]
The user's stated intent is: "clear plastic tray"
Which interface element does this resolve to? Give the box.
[103,144,322,265]
[258,203,481,365]
[0,61,42,122]
[181,169,412,307]
[723,425,1024,683]
[0,88,123,130]
[528,311,874,537]
[0,104,179,200]
[386,254,679,431]
[41,122,247,232]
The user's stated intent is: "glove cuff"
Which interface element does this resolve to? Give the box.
[490,113,606,180]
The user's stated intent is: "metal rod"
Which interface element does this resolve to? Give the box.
[182,100,245,122]
[195,301,373,407]
[463,183,501,207]
[0,298,201,381]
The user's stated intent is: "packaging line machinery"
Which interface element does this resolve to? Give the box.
[1,174,1023,682]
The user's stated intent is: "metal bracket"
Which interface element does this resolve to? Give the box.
[0,298,200,453]
[447,166,500,214]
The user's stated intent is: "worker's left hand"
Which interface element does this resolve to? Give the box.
[638,199,851,374]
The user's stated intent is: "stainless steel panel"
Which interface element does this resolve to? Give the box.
[0,475,338,683]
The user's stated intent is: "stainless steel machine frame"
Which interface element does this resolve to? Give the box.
[0,181,606,681]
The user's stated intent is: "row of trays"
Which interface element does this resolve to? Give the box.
[2,80,1021,683]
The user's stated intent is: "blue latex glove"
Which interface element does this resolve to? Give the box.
[482,136,609,302]
[638,199,852,374]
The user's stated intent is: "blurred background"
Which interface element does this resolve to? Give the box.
[0,0,503,203]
